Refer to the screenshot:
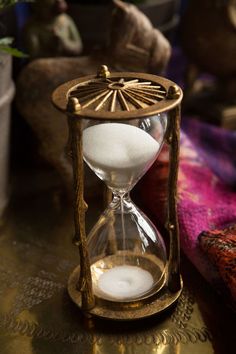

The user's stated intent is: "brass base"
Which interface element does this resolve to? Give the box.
[68,265,183,321]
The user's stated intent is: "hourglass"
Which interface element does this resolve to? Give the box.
[52,66,183,320]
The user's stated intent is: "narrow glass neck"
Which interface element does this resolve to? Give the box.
[113,191,130,199]
[110,192,132,213]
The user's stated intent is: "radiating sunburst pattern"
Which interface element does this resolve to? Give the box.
[69,77,166,112]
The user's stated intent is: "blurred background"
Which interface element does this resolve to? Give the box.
[0,0,188,177]
[0,0,235,324]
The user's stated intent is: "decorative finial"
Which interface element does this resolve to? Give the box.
[97,65,110,79]
[67,97,81,112]
[167,85,181,99]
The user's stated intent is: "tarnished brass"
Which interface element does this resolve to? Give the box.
[67,96,81,112]
[0,170,235,352]
[52,71,182,119]
[52,65,183,320]
[68,265,182,320]
[167,85,181,99]
[68,116,95,311]
[166,106,181,292]
[97,64,111,79]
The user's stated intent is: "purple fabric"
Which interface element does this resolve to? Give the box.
[137,118,236,299]
[178,123,236,293]
[182,118,236,187]
[166,46,236,298]
[167,46,187,87]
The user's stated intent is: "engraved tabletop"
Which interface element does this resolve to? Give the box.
[0,169,234,354]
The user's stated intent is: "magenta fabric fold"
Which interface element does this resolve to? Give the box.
[178,129,236,297]
[136,119,236,302]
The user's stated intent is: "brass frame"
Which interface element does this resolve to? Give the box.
[52,66,183,320]
[52,71,182,119]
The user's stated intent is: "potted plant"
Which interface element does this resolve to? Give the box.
[0,0,28,216]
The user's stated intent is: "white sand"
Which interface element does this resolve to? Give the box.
[98,265,154,300]
[83,123,160,188]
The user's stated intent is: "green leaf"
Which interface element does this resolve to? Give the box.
[0,0,33,57]
[0,45,28,57]
[0,37,13,45]
[0,0,34,9]
[0,1,19,9]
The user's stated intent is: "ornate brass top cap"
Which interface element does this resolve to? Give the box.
[52,65,183,120]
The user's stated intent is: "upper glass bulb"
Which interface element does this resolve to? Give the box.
[83,114,166,193]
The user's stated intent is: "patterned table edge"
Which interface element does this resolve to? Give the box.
[0,313,212,345]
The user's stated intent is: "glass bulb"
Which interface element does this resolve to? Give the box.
[88,194,167,302]
[82,114,167,302]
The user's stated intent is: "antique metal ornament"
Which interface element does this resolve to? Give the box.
[52,66,183,320]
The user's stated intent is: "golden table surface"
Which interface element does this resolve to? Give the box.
[0,169,235,354]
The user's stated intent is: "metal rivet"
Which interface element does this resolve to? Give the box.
[67,97,81,112]
[166,223,175,230]
[97,65,110,79]
[167,85,181,99]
